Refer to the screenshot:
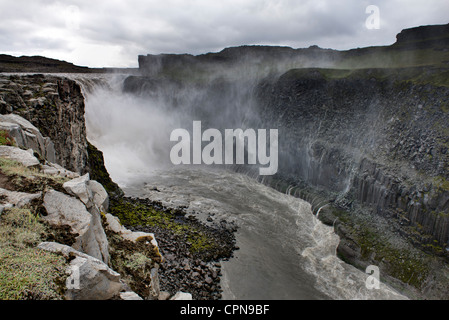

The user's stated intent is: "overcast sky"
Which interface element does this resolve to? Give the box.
[0,0,448,68]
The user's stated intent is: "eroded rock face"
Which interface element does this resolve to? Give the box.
[0,74,88,174]
[255,71,449,248]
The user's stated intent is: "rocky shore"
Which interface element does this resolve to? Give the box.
[109,196,237,300]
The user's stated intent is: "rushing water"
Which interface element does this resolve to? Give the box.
[79,74,407,300]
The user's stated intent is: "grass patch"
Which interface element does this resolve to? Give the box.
[434,176,449,192]
[0,208,67,300]
[106,230,158,299]
[0,157,69,193]
[0,130,15,146]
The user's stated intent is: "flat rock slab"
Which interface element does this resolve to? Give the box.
[0,146,40,167]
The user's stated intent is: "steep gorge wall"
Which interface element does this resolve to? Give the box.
[0,74,88,172]
[255,68,449,251]
[0,74,120,196]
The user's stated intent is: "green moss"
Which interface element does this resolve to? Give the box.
[434,176,449,192]
[109,197,217,256]
[0,208,68,300]
[86,141,123,197]
[106,229,160,298]
[350,224,431,288]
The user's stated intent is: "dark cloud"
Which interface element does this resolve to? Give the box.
[0,0,448,67]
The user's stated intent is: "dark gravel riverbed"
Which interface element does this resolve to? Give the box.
[118,196,238,300]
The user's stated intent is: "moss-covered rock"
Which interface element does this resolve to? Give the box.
[86,141,123,197]
[108,196,235,260]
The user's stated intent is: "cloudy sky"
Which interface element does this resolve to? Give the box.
[0,0,448,67]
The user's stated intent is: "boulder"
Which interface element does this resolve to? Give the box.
[104,213,124,234]
[37,242,123,300]
[0,113,54,160]
[86,205,110,265]
[0,122,24,145]
[105,213,163,262]
[42,190,109,264]
[87,180,109,211]
[63,173,92,207]
[0,146,40,167]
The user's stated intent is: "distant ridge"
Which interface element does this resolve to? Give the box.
[2,23,448,73]
[0,54,138,73]
[137,23,449,76]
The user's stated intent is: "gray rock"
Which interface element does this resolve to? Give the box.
[42,189,109,264]
[0,114,47,158]
[105,213,163,263]
[104,213,124,234]
[170,291,193,300]
[88,180,109,212]
[63,173,92,207]
[87,205,110,265]
[0,146,40,167]
[43,137,56,163]
[149,267,160,299]
[0,122,24,145]
[41,162,80,179]
[158,291,171,300]
[0,188,41,208]
[120,291,143,300]
[37,242,123,300]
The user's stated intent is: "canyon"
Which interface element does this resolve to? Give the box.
[0,23,448,299]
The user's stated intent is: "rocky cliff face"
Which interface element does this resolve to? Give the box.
[0,74,121,197]
[0,76,169,300]
[255,68,449,248]
[0,74,88,173]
